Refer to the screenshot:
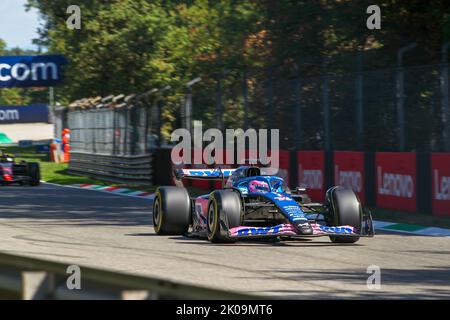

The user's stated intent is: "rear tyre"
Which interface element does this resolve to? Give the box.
[153,187,191,235]
[326,186,361,244]
[27,162,41,186]
[207,190,243,243]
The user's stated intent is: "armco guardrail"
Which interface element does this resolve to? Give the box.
[0,252,257,300]
[68,152,152,185]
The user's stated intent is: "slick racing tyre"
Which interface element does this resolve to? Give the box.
[27,162,41,186]
[207,190,243,243]
[153,187,191,235]
[326,186,362,244]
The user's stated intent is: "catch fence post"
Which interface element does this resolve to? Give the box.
[322,60,331,152]
[396,43,417,151]
[441,42,450,151]
[356,53,364,150]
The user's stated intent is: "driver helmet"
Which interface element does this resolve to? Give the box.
[249,180,270,193]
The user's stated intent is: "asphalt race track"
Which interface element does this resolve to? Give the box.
[0,183,449,299]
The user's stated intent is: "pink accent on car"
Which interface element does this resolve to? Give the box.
[195,196,209,218]
[248,180,270,193]
[229,223,357,237]
[229,224,297,237]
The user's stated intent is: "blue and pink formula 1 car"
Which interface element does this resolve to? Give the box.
[152,166,374,243]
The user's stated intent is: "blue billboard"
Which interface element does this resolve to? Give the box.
[0,104,49,124]
[0,55,67,88]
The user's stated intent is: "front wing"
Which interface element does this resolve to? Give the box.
[228,223,374,239]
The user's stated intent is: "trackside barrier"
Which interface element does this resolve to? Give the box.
[333,151,365,204]
[155,148,449,216]
[296,151,326,202]
[431,153,450,216]
[0,252,257,300]
[375,152,417,212]
[68,152,152,185]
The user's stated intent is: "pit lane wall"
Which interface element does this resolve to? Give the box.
[153,148,450,217]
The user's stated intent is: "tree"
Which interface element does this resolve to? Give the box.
[25,0,450,150]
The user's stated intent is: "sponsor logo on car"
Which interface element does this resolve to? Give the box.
[282,205,306,222]
[182,169,235,177]
[274,194,292,201]
[230,224,296,236]
[312,224,356,234]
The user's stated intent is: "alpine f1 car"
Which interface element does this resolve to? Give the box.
[0,150,41,186]
[153,166,374,243]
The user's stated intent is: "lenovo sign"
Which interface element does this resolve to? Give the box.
[297,151,325,201]
[376,152,416,212]
[431,153,450,216]
[276,150,290,186]
[334,151,365,203]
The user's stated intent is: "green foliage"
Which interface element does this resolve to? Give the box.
[20,0,450,96]
[22,0,450,150]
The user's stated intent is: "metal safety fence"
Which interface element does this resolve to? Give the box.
[56,50,450,158]
[67,96,152,156]
[185,61,448,153]
[53,94,159,184]
[0,252,256,300]
[52,46,450,187]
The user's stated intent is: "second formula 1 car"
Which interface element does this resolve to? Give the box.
[0,150,41,186]
[152,166,374,243]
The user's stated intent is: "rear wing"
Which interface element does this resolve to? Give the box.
[174,168,236,181]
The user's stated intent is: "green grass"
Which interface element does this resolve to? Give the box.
[1,145,156,192]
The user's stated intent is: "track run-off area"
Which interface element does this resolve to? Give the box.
[0,183,449,299]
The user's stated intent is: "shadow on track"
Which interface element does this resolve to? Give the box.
[0,184,153,227]
[249,266,450,299]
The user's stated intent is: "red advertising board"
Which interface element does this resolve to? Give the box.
[274,150,290,186]
[431,153,450,216]
[189,148,210,190]
[333,151,365,204]
[376,152,416,212]
[212,149,235,189]
[297,151,325,202]
[191,148,236,190]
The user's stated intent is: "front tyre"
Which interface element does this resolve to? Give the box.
[326,186,362,244]
[153,187,191,235]
[207,190,243,243]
